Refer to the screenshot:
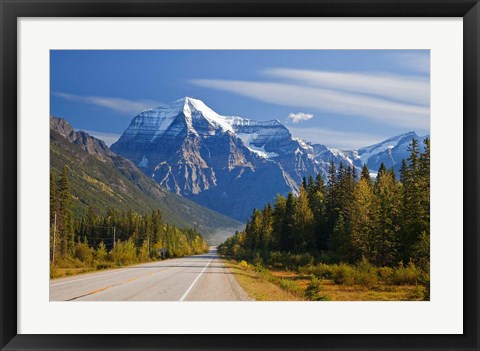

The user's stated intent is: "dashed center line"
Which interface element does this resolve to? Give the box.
[65,269,165,301]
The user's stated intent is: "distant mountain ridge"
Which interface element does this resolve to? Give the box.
[50,116,243,244]
[110,97,428,222]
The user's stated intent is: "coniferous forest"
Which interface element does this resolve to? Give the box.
[219,138,430,300]
[50,166,209,278]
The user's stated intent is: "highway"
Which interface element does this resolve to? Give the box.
[50,247,250,301]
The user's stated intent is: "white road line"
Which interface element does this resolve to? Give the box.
[179,257,213,301]
[50,268,131,286]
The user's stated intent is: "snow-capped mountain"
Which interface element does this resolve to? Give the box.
[111,98,300,221]
[111,97,427,222]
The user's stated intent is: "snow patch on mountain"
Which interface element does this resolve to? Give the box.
[236,132,279,158]
[186,97,235,134]
[138,155,149,168]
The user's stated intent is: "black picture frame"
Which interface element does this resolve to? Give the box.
[1,1,479,350]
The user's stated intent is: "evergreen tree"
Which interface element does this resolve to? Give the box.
[271,195,287,251]
[361,164,370,183]
[58,166,74,258]
[50,170,58,262]
[331,214,351,262]
[349,178,380,263]
[281,193,296,251]
[293,187,314,253]
[399,138,427,262]
[325,161,339,249]
[374,166,402,266]
[309,174,327,251]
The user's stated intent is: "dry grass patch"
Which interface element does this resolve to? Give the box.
[223,259,426,301]
[224,260,302,301]
[320,280,424,301]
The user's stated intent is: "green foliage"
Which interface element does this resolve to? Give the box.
[331,264,356,285]
[95,242,108,261]
[354,257,378,288]
[74,242,94,265]
[305,276,329,301]
[279,279,302,295]
[50,129,242,243]
[219,137,430,293]
[390,262,422,285]
[138,240,151,262]
[110,239,138,266]
[50,167,210,274]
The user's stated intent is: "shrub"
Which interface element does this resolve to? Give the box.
[74,243,94,265]
[391,262,422,285]
[279,279,302,294]
[95,242,108,262]
[378,266,394,282]
[331,264,355,285]
[269,251,289,268]
[94,261,116,270]
[109,239,137,266]
[55,256,86,269]
[138,240,150,262]
[419,271,430,300]
[253,253,264,271]
[305,276,329,301]
[50,263,60,279]
[354,257,378,288]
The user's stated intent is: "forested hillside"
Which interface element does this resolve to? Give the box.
[219,137,430,300]
[50,166,209,278]
[50,116,243,243]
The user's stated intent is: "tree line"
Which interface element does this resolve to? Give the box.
[50,167,209,267]
[219,137,430,271]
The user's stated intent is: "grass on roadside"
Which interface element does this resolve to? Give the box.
[224,260,302,301]
[224,259,427,301]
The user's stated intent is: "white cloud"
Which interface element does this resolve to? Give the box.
[391,52,430,74]
[190,79,429,130]
[53,92,158,115]
[81,130,121,147]
[288,112,313,124]
[289,127,384,150]
[265,68,429,106]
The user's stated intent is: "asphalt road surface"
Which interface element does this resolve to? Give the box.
[50,247,250,301]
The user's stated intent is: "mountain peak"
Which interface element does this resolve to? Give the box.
[168,96,204,109]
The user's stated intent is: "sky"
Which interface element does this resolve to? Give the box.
[50,50,430,149]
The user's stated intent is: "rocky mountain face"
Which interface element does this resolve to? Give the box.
[50,116,114,161]
[50,116,243,243]
[111,97,428,222]
[111,98,299,221]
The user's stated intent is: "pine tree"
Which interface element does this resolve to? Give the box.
[58,166,74,258]
[349,178,380,263]
[376,162,388,183]
[361,164,371,183]
[331,214,351,262]
[325,162,338,249]
[309,173,327,251]
[374,166,402,266]
[271,195,287,251]
[293,187,314,253]
[400,159,408,185]
[399,137,427,263]
[260,203,273,253]
[50,170,58,262]
[281,193,296,251]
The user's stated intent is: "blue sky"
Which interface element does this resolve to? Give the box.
[50,50,430,149]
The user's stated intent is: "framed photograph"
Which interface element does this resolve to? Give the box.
[1,0,478,350]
